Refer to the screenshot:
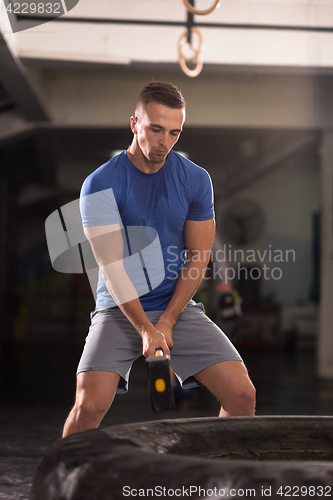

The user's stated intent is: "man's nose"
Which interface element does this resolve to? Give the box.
[159,133,168,148]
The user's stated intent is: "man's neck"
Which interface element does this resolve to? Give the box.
[126,144,167,174]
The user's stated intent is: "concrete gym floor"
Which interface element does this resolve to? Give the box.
[1,348,333,500]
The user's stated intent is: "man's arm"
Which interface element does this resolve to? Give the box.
[84,224,170,357]
[156,218,215,344]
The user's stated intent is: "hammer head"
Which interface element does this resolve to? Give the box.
[146,354,175,412]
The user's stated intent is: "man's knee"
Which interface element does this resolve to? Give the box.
[74,370,120,418]
[228,379,256,412]
[73,398,110,422]
[238,381,256,406]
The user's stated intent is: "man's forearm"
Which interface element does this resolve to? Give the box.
[102,265,170,356]
[85,225,169,355]
[101,263,152,336]
[158,255,209,327]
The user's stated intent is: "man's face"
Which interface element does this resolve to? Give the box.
[132,102,185,164]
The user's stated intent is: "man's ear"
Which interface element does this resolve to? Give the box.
[130,115,138,134]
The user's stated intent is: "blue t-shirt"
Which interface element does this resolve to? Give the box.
[80,150,214,311]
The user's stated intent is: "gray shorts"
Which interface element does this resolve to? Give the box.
[77,300,243,393]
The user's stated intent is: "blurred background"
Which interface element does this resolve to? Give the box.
[0,0,333,423]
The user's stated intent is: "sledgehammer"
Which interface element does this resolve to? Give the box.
[146,349,175,412]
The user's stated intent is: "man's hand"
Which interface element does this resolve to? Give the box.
[154,317,174,348]
[141,326,170,358]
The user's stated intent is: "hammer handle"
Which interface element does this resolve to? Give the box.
[155,348,164,357]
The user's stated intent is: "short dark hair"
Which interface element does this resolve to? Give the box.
[135,81,186,111]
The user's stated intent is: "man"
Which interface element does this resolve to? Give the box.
[62,82,255,437]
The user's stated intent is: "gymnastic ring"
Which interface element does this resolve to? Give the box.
[182,0,220,15]
[179,52,203,77]
[179,41,198,63]
[178,27,203,63]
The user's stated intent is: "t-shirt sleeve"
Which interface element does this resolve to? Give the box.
[187,167,215,221]
[80,172,123,228]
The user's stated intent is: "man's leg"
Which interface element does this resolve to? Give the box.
[63,370,120,437]
[193,360,256,416]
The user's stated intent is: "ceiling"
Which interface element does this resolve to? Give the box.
[0,13,321,206]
